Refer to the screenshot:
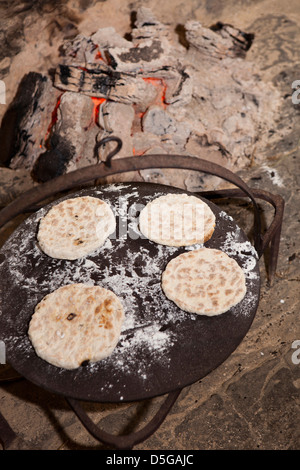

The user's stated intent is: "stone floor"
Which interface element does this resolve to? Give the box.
[0,0,299,451]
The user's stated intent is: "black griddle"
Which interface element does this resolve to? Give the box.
[0,137,284,449]
[0,182,260,403]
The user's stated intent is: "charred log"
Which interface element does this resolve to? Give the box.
[185,20,254,60]
[31,134,75,183]
[54,64,159,106]
[210,22,254,55]
[0,73,49,166]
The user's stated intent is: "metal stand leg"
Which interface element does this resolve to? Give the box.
[66,389,182,450]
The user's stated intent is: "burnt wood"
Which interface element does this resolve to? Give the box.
[54,64,152,105]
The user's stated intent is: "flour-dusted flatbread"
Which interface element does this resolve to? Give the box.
[139,193,215,246]
[28,284,125,369]
[37,196,116,260]
[161,247,246,316]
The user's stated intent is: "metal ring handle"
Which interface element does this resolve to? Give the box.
[94,136,123,167]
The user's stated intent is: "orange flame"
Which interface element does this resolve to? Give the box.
[91,97,106,123]
[95,50,104,61]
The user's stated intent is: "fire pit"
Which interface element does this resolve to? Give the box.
[0,7,281,191]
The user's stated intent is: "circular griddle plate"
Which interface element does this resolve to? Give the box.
[0,183,260,403]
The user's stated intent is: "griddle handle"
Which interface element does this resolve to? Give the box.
[94,135,123,167]
[66,389,181,450]
[0,140,282,266]
[0,155,260,244]
[199,187,284,284]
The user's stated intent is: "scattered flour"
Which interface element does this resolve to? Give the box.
[261,164,284,187]
[220,223,259,280]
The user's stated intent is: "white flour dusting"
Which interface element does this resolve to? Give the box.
[219,220,258,280]
[217,213,259,318]
[261,164,284,187]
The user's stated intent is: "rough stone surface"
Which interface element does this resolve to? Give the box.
[0,0,299,451]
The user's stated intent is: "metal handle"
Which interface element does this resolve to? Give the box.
[0,135,284,270]
[94,135,123,166]
[0,138,259,238]
[0,135,284,279]
[66,389,181,450]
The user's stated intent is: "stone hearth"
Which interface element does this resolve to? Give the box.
[0,0,299,452]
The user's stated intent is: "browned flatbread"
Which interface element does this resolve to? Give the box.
[37,196,115,260]
[139,193,215,246]
[28,284,125,369]
[161,247,246,316]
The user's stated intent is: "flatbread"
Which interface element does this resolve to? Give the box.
[161,247,246,316]
[139,193,215,246]
[28,284,125,369]
[37,196,115,260]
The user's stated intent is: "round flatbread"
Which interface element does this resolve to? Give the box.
[37,196,116,260]
[161,247,246,316]
[139,193,215,246]
[28,284,125,369]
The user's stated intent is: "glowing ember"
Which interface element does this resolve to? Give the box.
[142,77,167,108]
[91,97,106,123]
[44,94,63,147]
[94,50,105,62]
